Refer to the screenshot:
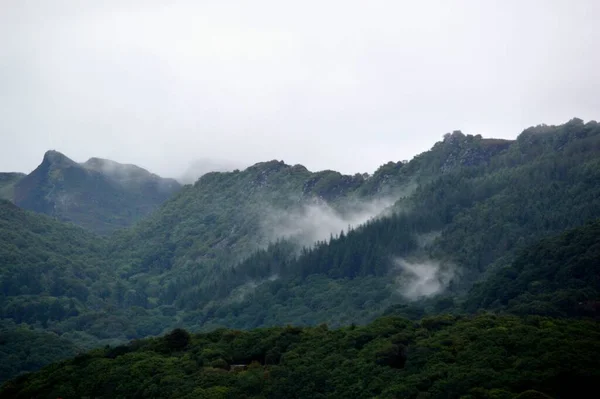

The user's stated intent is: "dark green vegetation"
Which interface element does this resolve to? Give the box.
[3,314,598,398]
[466,219,600,318]
[0,320,78,383]
[1,118,600,390]
[13,151,181,234]
[0,173,25,201]
[0,200,110,327]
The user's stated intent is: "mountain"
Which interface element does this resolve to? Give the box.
[1,118,600,384]
[12,151,181,234]
[0,173,25,201]
[103,118,600,331]
[106,131,514,283]
[2,314,598,398]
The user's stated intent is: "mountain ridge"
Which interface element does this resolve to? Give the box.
[1,118,599,385]
[11,150,182,234]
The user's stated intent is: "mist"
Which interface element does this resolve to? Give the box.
[179,158,248,184]
[2,1,599,178]
[394,258,455,300]
[81,157,180,192]
[263,197,395,247]
[227,274,279,304]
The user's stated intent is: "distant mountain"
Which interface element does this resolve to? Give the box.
[0,173,25,201]
[12,151,181,234]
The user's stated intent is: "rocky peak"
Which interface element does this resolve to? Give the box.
[438,134,513,173]
[41,150,78,169]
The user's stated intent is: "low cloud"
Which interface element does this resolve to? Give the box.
[179,158,247,184]
[227,274,279,303]
[263,197,395,247]
[394,258,455,300]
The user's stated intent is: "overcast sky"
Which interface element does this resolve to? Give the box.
[1,0,599,178]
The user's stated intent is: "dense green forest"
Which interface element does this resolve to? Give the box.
[0,320,77,383]
[3,314,598,398]
[1,119,600,388]
[465,219,600,318]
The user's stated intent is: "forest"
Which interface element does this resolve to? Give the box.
[0,119,599,397]
[2,314,598,398]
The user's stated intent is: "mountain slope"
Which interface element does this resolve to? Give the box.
[0,320,78,383]
[0,200,109,325]
[0,200,173,382]
[0,173,24,201]
[105,131,515,307]
[105,159,418,298]
[465,219,600,317]
[13,151,181,234]
[1,118,600,383]
[130,118,600,331]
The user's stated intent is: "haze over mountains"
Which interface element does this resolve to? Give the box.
[179,158,248,184]
[1,118,599,398]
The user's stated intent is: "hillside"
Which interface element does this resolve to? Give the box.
[114,118,600,331]
[465,219,600,318]
[0,320,78,383]
[13,151,181,234]
[0,200,110,326]
[0,173,24,201]
[1,119,600,383]
[104,131,517,320]
[2,314,598,398]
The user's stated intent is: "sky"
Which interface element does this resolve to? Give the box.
[1,0,599,178]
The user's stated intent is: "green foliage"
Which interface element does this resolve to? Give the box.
[465,219,600,317]
[0,173,24,201]
[0,320,78,382]
[2,314,597,398]
[164,328,191,351]
[0,200,109,312]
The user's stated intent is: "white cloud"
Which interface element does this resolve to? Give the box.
[1,0,599,177]
[263,197,395,247]
[394,258,455,300]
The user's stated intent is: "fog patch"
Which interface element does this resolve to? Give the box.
[227,274,279,303]
[394,258,455,300]
[263,197,395,247]
[82,157,180,192]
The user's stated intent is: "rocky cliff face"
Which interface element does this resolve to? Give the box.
[438,132,513,173]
